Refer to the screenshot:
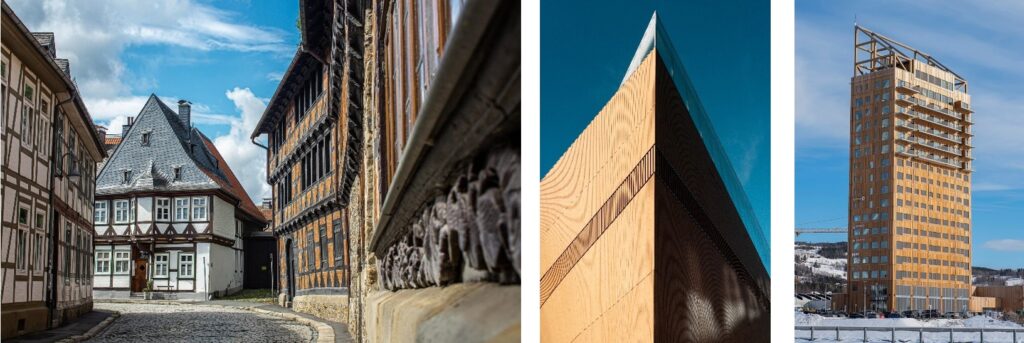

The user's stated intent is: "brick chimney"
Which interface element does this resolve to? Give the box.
[122,116,134,135]
[177,99,191,128]
[95,124,107,142]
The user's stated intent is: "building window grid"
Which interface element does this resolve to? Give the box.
[154,253,169,278]
[175,198,190,222]
[179,254,195,278]
[320,225,328,268]
[113,251,130,274]
[155,198,171,221]
[191,197,208,221]
[95,251,112,274]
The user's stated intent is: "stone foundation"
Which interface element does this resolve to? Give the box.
[1,305,49,339]
[364,283,519,342]
[292,294,350,324]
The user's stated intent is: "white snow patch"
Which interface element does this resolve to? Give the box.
[796,244,847,280]
[795,312,1024,342]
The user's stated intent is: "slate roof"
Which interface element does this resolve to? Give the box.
[54,58,70,76]
[96,94,266,223]
[31,32,55,58]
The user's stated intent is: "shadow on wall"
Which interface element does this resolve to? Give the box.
[655,176,770,342]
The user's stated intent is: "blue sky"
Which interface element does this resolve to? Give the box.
[8,0,301,201]
[541,0,771,235]
[796,1,1024,268]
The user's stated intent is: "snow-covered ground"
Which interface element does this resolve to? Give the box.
[1006,278,1024,287]
[796,312,1024,342]
[796,244,847,280]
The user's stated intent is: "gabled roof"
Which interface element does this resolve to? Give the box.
[31,32,55,58]
[197,132,266,222]
[97,94,265,223]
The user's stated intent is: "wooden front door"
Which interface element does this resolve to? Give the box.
[131,259,148,292]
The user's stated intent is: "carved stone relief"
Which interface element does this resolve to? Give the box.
[378,145,520,291]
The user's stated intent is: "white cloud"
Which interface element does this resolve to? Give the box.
[266,72,284,82]
[794,20,852,143]
[87,95,235,135]
[212,87,271,201]
[733,135,762,185]
[796,2,1024,191]
[983,239,1024,252]
[6,0,288,101]
[5,1,277,202]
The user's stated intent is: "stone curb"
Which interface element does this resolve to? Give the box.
[54,311,121,343]
[95,299,199,305]
[237,306,335,343]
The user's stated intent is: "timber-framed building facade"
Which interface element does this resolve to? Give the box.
[253,0,520,340]
[2,3,107,338]
[91,95,266,301]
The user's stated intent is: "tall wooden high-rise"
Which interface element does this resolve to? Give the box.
[844,26,973,314]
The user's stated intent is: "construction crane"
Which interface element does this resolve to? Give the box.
[795,227,848,236]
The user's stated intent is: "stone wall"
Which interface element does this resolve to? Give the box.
[293,294,350,324]
[363,283,519,342]
[347,4,382,341]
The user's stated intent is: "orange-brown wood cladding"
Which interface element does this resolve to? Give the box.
[540,52,656,276]
[846,65,972,312]
[540,53,656,342]
[540,51,770,342]
[539,147,655,306]
[280,208,349,291]
[380,0,453,193]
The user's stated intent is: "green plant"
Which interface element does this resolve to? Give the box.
[143,280,153,292]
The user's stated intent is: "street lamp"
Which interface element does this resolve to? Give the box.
[55,152,82,184]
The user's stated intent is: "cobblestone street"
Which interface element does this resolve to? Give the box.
[91,303,315,342]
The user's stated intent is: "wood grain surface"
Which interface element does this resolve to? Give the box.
[540,52,656,275]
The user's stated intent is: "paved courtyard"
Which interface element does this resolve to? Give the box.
[91,303,315,342]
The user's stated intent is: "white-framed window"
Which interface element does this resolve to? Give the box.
[155,198,171,221]
[191,197,208,221]
[95,251,111,274]
[17,206,29,225]
[94,201,108,224]
[174,198,190,222]
[113,251,130,274]
[179,253,195,278]
[34,232,44,271]
[154,253,169,278]
[15,229,27,271]
[113,200,130,223]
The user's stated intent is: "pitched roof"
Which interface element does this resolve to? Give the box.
[97,94,266,223]
[196,132,266,222]
[31,32,55,58]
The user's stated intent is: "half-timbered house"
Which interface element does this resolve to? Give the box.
[252,0,520,340]
[92,95,266,300]
[2,3,106,338]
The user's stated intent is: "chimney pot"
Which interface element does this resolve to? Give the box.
[178,99,192,128]
[95,124,107,142]
[122,116,134,135]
